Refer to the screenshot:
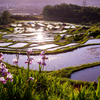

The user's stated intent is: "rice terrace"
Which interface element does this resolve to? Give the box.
[1,1,100,99]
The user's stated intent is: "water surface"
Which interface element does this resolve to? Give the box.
[85,39,100,44]
[3,45,100,71]
[9,43,28,48]
[0,43,12,46]
[71,65,100,82]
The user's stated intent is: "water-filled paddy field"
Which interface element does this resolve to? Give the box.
[71,65,100,82]
[1,21,83,51]
[2,44,100,82]
[3,44,100,70]
[1,21,100,82]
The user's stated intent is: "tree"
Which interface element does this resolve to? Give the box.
[1,11,11,25]
[42,5,53,16]
[82,16,87,22]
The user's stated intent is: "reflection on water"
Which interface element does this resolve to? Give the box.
[47,43,79,51]
[36,34,43,42]
[0,43,12,46]
[28,44,58,50]
[8,43,28,48]
[26,28,36,32]
[3,32,54,43]
[29,44,38,47]
[3,45,100,71]
[71,65,100,82]
[2,21,80,43]
[85,39,100,44]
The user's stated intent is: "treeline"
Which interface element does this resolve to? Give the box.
[0,11,43,25]
[1,4,100,25]
[10,15,43,20]
[0,11,15,25]
[42,3,100,23]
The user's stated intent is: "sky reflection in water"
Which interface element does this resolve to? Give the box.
[3,45,100,71]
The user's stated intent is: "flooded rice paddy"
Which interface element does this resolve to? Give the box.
[1,21,100,81]
[0,43,12,46]
[1,21,81,51]
[71,65,100,82]
[3,44,100,81]
[85,39,100,44]
[3,45,100,72]
[8,43,28,48]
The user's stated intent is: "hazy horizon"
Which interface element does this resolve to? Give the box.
[0,0,100,15]
[0,0,100,6]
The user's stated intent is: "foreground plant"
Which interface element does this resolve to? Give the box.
[1,51,100,100]
[0,53,13,84]
[38,50,48,71]
[25,49,34,79]
[13,49,20,66]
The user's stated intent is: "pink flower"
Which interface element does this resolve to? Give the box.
[38,60,46,66]
[1,63,6,68]
[25,57,34,64]
[1,68,8,73]
[38,51,48,67]
[40,51,45,56]
[29,77,34,81]
[42,60,46,66]
[6,73,13,82]
[37,61,42,65]
[42,62,46,66]
[0,77,6,84]
[0,63,6,69]
[42,56,48,60]
[0,53,3,60]
[27,48,33,54]
[1,68,8,76]
[13,58,18,65]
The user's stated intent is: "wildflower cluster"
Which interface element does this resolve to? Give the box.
[25,48,34,64]
[25,56,34,64]
[38,51,48,70]
[25,49,34,79]
[13,49,20,65]
[0,53,13,84]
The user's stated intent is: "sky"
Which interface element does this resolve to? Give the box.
[0,0,100,7]
[0,0,83,5]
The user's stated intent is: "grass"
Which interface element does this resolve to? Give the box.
[1,58,100,99]
[51,61,100,78]
[0,48,100,100]
[1,17,100,96]
[1,19,100,99]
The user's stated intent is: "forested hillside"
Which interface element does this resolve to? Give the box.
[43,3,100,23]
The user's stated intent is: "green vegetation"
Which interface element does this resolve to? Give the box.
[42,3,100,24]
[0,11,15,25]
[11,15,43,20]
[53,23,100,46]
[0,4,100,99]
[51,62,100,78]
[1,51,100,99]
[89,30,100,38]
[0,20,100,55]
[0,26,14,42]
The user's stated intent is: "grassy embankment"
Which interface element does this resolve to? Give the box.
[1,58,100,99]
